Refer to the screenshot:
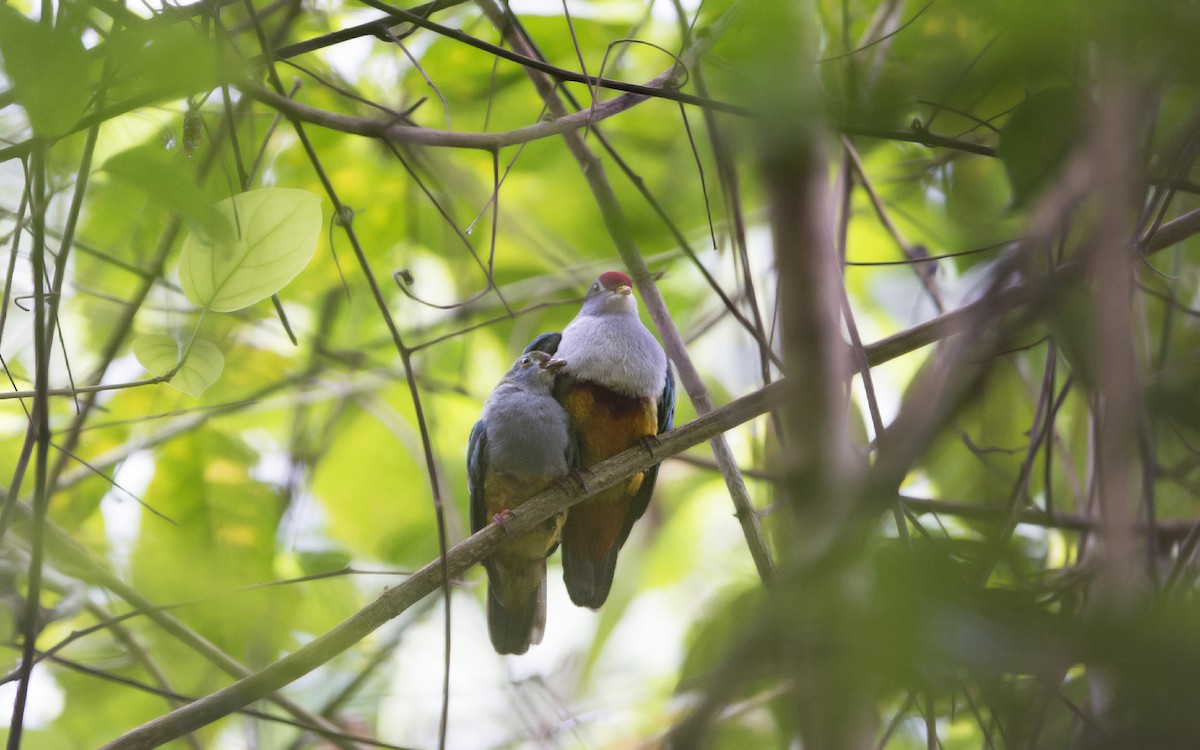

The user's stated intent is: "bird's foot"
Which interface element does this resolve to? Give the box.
[491,509,515,537]
[638,434,663,459]
[557,467,593,494]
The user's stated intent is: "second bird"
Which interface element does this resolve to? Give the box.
[468,351,573,654]
[527,271,675,608]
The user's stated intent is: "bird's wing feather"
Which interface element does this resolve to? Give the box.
[629,470,659,531]
[467,420,489,535]
[539,399,580,563]
[658,364,676,434]
[625,366,676,532]
[523,331,562,356]
[566,419,582,470]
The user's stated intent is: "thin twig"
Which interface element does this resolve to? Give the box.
[30,651,420,750]
[842,135,944,312]
[836,144,909,545]
[7,137,49,750]
[86,602,204,750]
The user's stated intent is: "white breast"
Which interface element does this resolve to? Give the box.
[554,312,667,399]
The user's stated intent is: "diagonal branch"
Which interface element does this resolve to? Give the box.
[95,379,786,750]
[5,487,372,750]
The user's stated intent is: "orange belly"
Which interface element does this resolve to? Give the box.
[560,381,658,560]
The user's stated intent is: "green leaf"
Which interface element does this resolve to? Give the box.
[0,7,91,138]
[179,188,323,312]
[998,87,1086,207]
[105,22,223,102]
[103,145,226,238]
[133,334,224,397]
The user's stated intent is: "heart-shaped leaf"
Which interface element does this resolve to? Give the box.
[179,188,322,312]
[134,334,224,398]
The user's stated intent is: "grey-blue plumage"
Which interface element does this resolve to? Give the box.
[524,271,675,608]
[468,351,573,654]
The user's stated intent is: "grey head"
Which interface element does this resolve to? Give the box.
[483,350,571,478]
[554,270,666,399]
[577,270,638,319]
[500,350,567,392]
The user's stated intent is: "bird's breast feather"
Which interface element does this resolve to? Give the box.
[561,381,658,461]
[555,313,666,399]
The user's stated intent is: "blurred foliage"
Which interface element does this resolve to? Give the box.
[0,0,1199,748]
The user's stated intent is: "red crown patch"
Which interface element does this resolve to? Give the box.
[598,270,632,289]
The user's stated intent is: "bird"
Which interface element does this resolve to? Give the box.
[468,350,574,654]
[525,270,675,608]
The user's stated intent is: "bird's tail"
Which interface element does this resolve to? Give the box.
[561,544,620,609]
[486,563,547,655]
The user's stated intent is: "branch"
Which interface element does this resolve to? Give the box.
[340,0,748,115]
[271,0,472,59]
[242,76,662,150]
[243,0,733,153]
[860,205,1200,367]
[0,0,735,166]
[6,495,372,750]
[96,379,786,750]
[1142,205,1200,252]
[836,124,1200,195]
[35,652,418,750]
[0,376,168,400]
[898,495,1200,541]
[838,123,997,157]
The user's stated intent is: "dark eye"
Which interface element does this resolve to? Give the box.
[590,282,600,293]
[519,356,532,367]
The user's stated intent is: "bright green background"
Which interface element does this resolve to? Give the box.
[1,0,1200,748]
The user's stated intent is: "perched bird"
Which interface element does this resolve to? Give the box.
[526,271,675,608]
[468,351,573,654]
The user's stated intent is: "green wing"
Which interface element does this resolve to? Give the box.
[467,420,488,535]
